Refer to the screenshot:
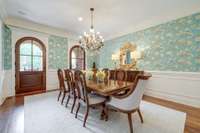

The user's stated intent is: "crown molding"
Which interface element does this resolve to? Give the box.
[105,9,200,41]
[4,16,78,38]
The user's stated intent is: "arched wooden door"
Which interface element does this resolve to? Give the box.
[15,37,46,94]
[69,45,85,70]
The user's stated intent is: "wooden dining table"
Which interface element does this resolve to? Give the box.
[86,73,151,96]
[86,80,134,96]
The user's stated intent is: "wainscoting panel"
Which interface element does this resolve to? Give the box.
[0,70,13,105]
[47,70,59,90]
[145,71,200,108]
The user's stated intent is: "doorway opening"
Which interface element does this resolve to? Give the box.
[15,37,46,94]
[69,45,85,70]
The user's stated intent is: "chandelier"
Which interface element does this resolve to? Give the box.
[79,8,104,53]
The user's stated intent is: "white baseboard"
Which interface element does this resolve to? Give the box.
[145,71,200,108]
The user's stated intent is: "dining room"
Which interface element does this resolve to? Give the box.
[0,0,200,133]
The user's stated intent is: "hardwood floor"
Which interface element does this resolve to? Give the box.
[0,96,24,133]
[0,92,199,133]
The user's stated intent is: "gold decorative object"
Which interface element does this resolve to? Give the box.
[119,42,142,70]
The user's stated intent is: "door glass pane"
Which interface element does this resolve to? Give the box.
[20,40,43,71]
[71,58,83,69]
[77,59,83,69]
[72,51,76,58]
[71,58,77,69]
[20,41,32,55]
[20,55,32,71]
[77,48,84,58]
[71,46,84,70]
[33,43,42,56]
[33,56,43,71]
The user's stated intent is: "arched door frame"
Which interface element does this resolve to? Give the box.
[69,45,86,70]
[15,37,46,94]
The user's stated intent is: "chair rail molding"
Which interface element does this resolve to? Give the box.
[145,71,200,108]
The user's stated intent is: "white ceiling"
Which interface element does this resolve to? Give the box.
[3,0,200,39]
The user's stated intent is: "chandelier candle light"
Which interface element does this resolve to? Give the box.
[79,8,104,53]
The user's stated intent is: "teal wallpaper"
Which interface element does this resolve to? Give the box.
[48,35,68,69]
[87,53,100,69]
[99,12,200,72]
[2,25,12,70]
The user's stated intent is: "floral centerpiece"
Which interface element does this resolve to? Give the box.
[83,70,94,80]
[96,70,106,82]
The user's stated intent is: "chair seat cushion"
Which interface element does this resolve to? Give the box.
[88,94,106,105]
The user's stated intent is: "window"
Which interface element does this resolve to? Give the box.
[20,40,43,71]
[70,46,85,70]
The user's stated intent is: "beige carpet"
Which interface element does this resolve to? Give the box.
[24,92,186,133]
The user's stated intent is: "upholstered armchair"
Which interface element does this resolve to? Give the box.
[106,73,151,133]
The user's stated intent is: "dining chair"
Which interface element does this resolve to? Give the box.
[126,70,144,82]
[115,69,127,81]
[105,73,151,133]
[74,70,107,127]
[64,69,77,113]
[109,70,116,80]
[57,69,70,105]
[102,68,109,82]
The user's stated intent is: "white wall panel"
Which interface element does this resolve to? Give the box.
[145,71,200,108]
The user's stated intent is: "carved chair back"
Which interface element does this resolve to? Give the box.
[57,69,66,91]
[115,69,126,81]
[64,69,74,92]
[102,68,109,82]
[74,70,88,103]
[109,70,116,80]
[126,70,144,82]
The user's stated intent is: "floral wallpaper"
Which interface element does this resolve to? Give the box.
[48,35,68,69]
[99,12,200,72]
[87,53,100,69]
[2,25,12,70]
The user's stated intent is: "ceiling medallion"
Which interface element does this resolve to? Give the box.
[79,8,104,54]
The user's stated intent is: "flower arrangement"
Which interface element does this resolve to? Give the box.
[96,70,106,82]
[85,70,94,80]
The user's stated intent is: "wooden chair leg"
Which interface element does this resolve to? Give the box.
[71,97,76,113]
[83,106,89,127]
[100,103,106,120]
[104,105,108,121]
[61,92,66,105]
[57,91,61,101]
[75,102,80,118]
[128,113,133,133]
[137,109,144,123]
[65,95,70,107]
